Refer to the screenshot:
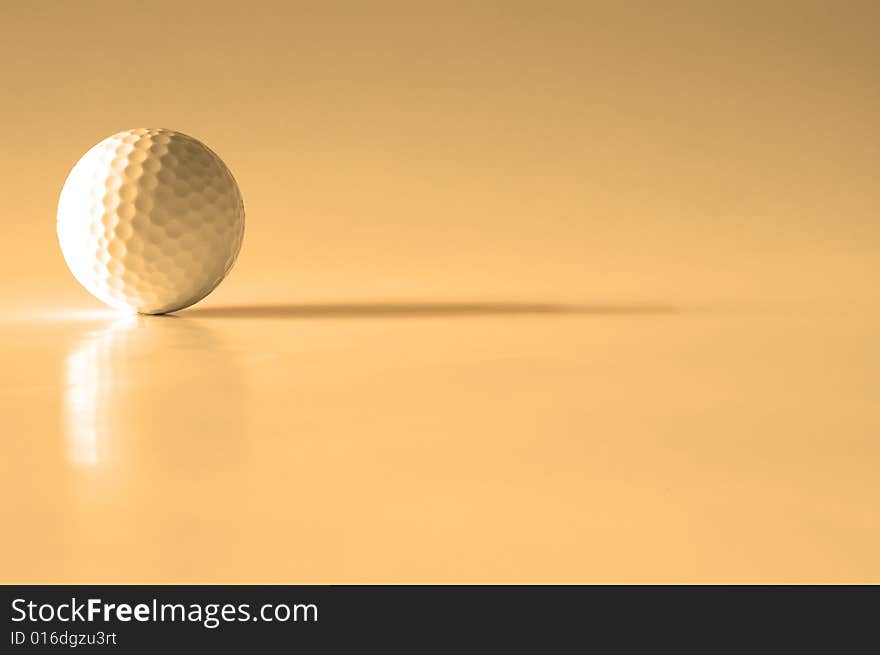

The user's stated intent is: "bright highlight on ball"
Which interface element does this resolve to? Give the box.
[57,128,245,314]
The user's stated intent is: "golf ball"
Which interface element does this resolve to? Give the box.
[57,128,244,314]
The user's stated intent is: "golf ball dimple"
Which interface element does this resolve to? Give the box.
[57,128,245,315]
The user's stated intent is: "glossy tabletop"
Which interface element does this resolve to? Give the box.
[2,300,878,582]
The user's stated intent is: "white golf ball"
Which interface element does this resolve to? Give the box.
[57,128,245,314]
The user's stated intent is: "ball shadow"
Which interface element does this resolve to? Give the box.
[180,301,680,319]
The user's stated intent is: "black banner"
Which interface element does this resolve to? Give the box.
[1,585,875,650]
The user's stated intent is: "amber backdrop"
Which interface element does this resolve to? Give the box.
[1,2,878,582]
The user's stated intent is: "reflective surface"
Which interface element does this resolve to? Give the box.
[2,302,878,582]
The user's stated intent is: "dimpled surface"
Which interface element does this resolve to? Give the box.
[57,128,245,314]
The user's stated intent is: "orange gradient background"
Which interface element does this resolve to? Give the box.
[1,1,878,582]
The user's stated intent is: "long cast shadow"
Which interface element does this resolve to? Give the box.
[182,301,679,319]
